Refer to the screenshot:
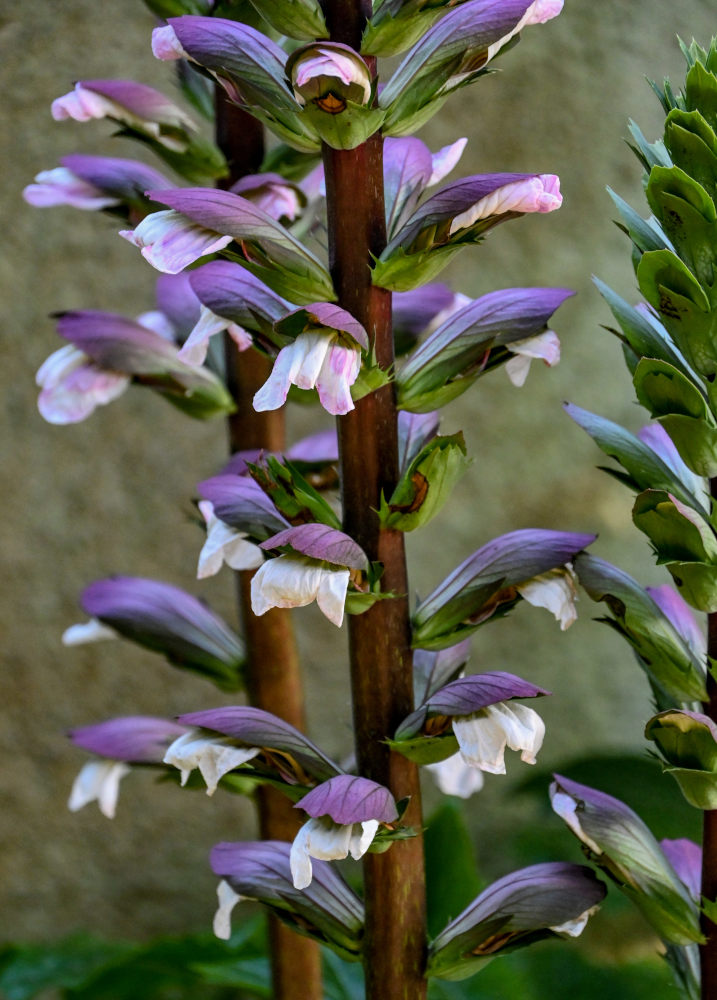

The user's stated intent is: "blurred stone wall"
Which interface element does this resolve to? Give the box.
[2,0,715,942]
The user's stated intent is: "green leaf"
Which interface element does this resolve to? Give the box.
[664,108,717,203]
[248,0,329,40]
[379,433,470,531]
[387,732,458,765]
[633,488,717,564]
[372,244,466,292]
[248,456,341,529]
[297,101,386,151]
[117,126,228,186]
[594,277,690,374]
[0,937,136,1000]
[636,249,714,376]
[608,187,671,255]
[564,402,707,513]
[685,60,717,132]
[573,553,708,702]
[627,118,673,172]
[666,559,717,612]
[646,165,717,286]
[362,7,444,57]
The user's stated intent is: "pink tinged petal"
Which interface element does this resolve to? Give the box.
[120,210,232,274]
[428,138,468,187]
[51,85,115,122]
[292,47,372,105]
[213,880,243,940]
[485,0,563,63]
[62,618,118,646]
[68,760,131,819]
[505,329,561,387]
[250,555,350,627]
[550,791,603,855]
[425,753,485,798]
[254,332,348,412]
[452,702,545,774]
[151,24,188,61]
[36,344,129,424]
[517,565,578,630]
[316,342,361,416]
[163,729,261,795]
[179,305,230,365]
[449,175,562,234]
[197,501,264,578]
[136,310,176,342]
[23,167,119,210]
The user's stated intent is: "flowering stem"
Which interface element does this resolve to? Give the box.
[702,479,717,997]
[322,4,428,997]
[215,89,323,1000]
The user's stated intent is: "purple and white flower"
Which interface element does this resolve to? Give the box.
[251,524,368,627]
[288,43,372,108]
[23,155,172,213]
[163,729,261,795]
[36,344,130,424]
[120,209,232,274]
[254,303,368,416]
[197,500,265,579]
[290,774,398,888]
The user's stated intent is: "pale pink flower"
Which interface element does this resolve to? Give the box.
[120,210,232,274]
[449,174,562,234]
[250,555,350,627]
[36,344,129,424]
[505,329,561,386]
[253,331,361,416]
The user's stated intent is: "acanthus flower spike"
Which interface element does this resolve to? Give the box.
[290,775,399,889]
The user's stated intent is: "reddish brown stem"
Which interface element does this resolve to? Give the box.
[702,477,717,995]
[215,89,322,1000]
[321,4,428,995]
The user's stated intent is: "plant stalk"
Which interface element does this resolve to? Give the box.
[321,3,428,996]
[215,88,323,1000]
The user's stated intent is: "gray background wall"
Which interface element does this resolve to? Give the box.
[2,0,716,943]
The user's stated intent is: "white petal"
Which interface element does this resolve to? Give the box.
[62,618,118,646]
[178,305,228,365]
[349,819,379,860]
[68,760,131,819]
[290,817,354,888]
[550,904,598,938]
[213,880,242,940]
[425,753,485,798]
[506,330,561,386]
[197,508,264,579]
[316,567,350,627]
[120,210,232,274]
[517,565,578,630]
[452,702,545,773]
[315,343,361,416]
[251,556,324,616]
[428,138,468,187]
[136,310,176,342]
[494,702,545,764]
[551,791,603,855]
[453,711,509,774]
[163,730,260,795]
